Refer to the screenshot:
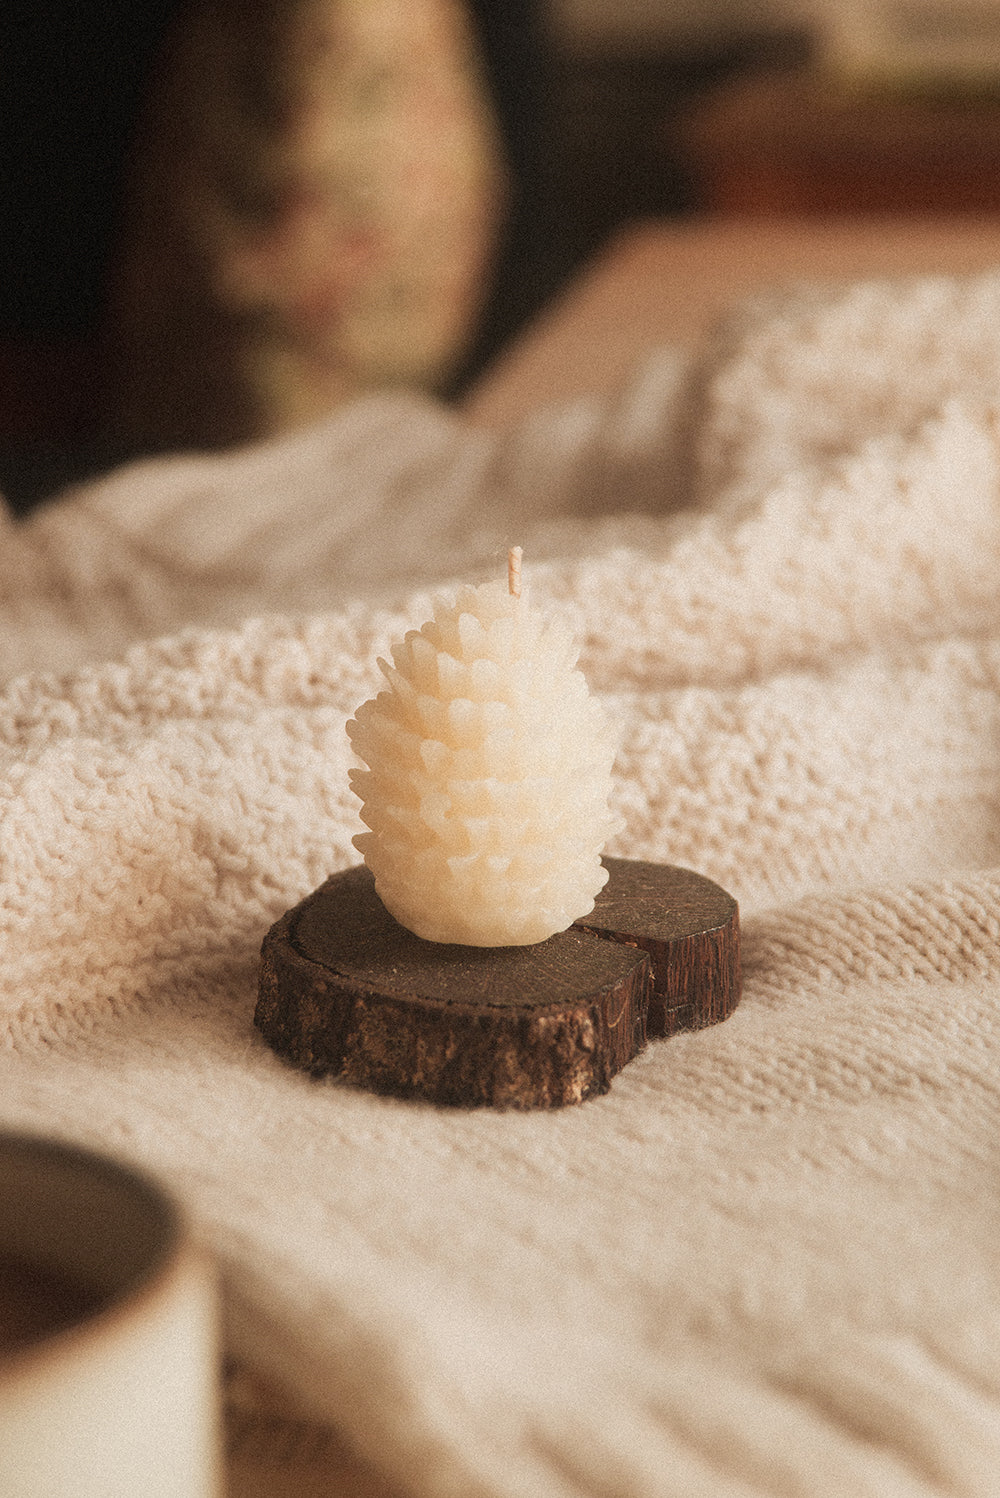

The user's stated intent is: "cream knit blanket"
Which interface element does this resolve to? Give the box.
[4,271,1000,1496]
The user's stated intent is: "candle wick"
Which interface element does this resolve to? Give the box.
[507,546,522,599]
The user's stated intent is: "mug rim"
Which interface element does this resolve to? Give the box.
[0,1130,187,1380]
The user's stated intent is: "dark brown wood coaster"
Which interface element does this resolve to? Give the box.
[255,858,741,1108]
[255,863,651,1109]
[573,857,741,1038]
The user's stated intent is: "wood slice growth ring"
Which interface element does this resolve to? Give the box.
[255,857,740,1109]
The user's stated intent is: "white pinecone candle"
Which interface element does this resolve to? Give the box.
[347,550,621,946]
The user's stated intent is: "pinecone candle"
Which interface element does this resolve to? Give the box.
[347,550,622,945]
[256,548,739,1102]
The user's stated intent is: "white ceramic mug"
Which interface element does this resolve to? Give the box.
[0,1132,220,1497]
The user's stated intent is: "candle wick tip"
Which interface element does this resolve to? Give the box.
[507,545,523,599]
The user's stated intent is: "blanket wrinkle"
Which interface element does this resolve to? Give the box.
[6,268,1000,1496]
[689,270,1000,507]
[742,872,1000,993]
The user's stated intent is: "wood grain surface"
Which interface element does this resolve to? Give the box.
[255,858,740,1107]
[256,862,650,1108]
[575,857,741,1037]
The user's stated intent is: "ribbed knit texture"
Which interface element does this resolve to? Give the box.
[4,272,1000,1495]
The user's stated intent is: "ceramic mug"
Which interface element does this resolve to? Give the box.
[0,1132,220,1497]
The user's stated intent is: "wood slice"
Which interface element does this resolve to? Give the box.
[255,863,651,1109]
[254,857,742,1108]
[574,857,741,1037]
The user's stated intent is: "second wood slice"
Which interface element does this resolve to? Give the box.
[255,858,741,1109]
[577,857,741,1037]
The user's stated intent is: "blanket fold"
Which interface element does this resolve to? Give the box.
[4,269,1000,1496]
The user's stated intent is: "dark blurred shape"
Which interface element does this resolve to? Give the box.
[0,1,178,335]
[0,2,178,509]
[0,1,801,510]
[681,64,1000,215]
[104,0,508,450]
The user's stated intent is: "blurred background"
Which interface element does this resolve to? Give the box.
[4,0,1000,512]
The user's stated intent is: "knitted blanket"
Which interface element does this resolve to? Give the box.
[4,270,1000,1497]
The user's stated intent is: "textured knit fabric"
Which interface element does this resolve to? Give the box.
[3,273,1000,1496]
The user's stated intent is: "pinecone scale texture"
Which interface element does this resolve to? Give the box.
[347,578,621,945]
